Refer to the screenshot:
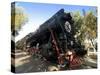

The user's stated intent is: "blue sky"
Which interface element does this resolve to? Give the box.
[16,2,97,21]
[14,2,97,42]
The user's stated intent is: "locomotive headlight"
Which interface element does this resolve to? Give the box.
[64,21,71,32]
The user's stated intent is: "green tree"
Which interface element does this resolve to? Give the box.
[82,11,97,51]
[11,4,28,36]
[84,11,97,39]
[73,10,97,51]
[72,11,84,43]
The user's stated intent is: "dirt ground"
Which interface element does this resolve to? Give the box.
[11,49,97,73]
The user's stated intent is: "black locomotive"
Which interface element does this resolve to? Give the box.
[26,9,86,65]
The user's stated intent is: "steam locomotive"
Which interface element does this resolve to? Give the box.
[26,9,87,67]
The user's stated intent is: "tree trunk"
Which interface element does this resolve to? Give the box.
[90,39,96,53]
